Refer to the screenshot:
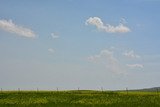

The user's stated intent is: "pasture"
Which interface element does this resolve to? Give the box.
[0,90,160,107]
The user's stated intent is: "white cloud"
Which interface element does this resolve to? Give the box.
[0,19,36,38]
[48,48,55,53]
[51,33,59,39]
[123,50,140,59]
[88,47,145,73]
[126,64,144,69]
[88,50,115,63]
[88,49,124,74]
[85,17,130,33]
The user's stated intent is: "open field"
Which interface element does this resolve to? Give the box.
[0,90,160,107]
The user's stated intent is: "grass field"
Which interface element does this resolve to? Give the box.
[0,90,160,107]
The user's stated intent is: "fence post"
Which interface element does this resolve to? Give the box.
[101,87,103,92]
[156,88,159,94]
[126,87,128,95]
[78,87,80,94]
[18,88,20,92]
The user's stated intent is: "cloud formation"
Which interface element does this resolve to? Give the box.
[88,48,144,73]
[48,48,55,53]
[88,49,124,74]
[85,17,130,33]
[126,64,144,69]
[51,33,59,39]
[123,50,140,59]
[0,19,36,38]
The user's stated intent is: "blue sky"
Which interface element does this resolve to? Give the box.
[0,0,160,90]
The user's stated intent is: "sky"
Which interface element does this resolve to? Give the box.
[0,0,160,90]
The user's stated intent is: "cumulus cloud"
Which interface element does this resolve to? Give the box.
[126,64,144,69]
[48,48,55,53]
[123,50,140,59]
[85,17,130,33]
[88,50,115,62]
[88,47,145,73]
[0,19,36,38]
[51,33,59,39]
[88,49,124,74]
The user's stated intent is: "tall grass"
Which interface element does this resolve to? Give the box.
[0,90,159,107]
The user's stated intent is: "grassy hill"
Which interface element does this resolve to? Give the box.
[126,87,160,92]
[136,87,160,92]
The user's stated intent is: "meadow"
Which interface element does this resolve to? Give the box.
[0,90,160,107]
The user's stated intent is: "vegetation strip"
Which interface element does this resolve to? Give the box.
[0,90,160,107]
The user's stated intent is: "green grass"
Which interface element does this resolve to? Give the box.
[0,90,160,107]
